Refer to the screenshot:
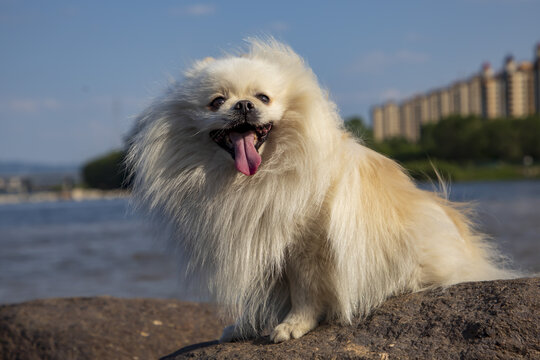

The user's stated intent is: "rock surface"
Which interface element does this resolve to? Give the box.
[1,278,538,360]
[0,297,223,360]
[165,278,539,360]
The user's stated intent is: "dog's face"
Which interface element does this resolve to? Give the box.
[185,57,288,176]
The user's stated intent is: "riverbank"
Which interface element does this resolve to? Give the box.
[402,160,540,182]
[0,188,129,205]
[1,278,538,360]
[1,169,539,206]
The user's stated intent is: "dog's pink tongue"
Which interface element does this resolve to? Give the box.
[230,131,261,176]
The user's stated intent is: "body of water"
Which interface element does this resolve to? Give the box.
[0,180,539,304]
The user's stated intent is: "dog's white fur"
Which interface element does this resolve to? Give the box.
[127,39,513,343]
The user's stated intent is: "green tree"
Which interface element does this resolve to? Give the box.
[376,115,540,164]
[420,116,488,161]
[82,150,128,189]
[519,115,540,159]
[372,137,424,162]
[344,116,373,144]
[484,118,522,161]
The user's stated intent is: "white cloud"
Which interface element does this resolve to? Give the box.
[403,31,424,44]
[395,50,429,64]
[380,88,407,102]
[352,49,430,73]
[184,4,216,16]
[1,98,62,113]
[268,21,289,32]
[333,91,376,104]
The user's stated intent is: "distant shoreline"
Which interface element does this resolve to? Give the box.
[0,188,129,205]
[401,160,540,182]
[1,169,539,205]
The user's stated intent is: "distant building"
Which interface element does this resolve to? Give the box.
[0,176,32,194]
[382,102,401,138]
[439,87,452,119]
[502,56,534,118]
[372,106,384,142]
[481,63,502,119]
[468,74,483,116]
[451,81,469,116]
[399,100,417,142]
[417,95,430,125]
[372,43,540,142]
[0,173,80,194]
[427,90,440,123]
[520,61,535,115]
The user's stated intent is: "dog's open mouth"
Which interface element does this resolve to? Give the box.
[209,122,273,176]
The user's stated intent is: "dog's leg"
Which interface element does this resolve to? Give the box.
[219,323,242,343]
[270,259,324,343]
[219,320,259,343]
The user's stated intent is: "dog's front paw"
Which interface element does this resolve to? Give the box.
[270,319,316,343]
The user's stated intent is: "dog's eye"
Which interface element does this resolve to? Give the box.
[256,94,270,104]
[209,96,226,110]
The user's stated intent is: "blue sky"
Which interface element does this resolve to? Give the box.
[1,0,539,165]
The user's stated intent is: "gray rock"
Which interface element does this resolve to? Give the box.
[1,278,538,360]
[164,278,540,360]
[0,297,223,360]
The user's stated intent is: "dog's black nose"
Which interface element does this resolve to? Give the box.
[234,100,254,114]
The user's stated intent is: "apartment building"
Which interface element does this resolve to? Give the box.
[481,63,503,119]
[427,90,440,123]
[382,102,401,138]
[372,106,384,142]
[502,56,534,118]
[451,81,469,116]
[372,43,540,142]
[468,74,483,116]
[399,100,419,142]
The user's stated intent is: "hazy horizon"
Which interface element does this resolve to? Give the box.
[1,0,539,165]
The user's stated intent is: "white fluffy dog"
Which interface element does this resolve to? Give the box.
[127,39,512,343]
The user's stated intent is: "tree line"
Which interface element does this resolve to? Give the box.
[82,115,540,189]
[346,114,540,164]
[82,150,128,190]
